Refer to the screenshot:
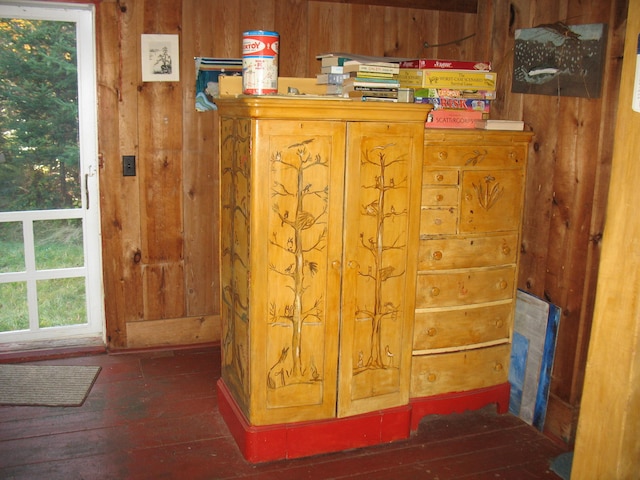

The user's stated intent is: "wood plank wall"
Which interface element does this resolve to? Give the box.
[95,0,628,444]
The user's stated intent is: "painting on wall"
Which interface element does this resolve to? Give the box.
[512,23,607,98]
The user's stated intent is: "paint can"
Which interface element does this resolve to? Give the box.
[242,30,279,95]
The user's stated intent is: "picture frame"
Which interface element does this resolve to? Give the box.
[141,34,180,82]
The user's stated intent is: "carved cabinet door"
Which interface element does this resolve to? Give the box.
[459,168,525,234]
[337,122,423,418]
[249,119,347,425]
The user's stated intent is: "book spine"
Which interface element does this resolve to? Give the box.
[348,90,398,98]
[317,73,351,85]
[321,65,344,74]
[363,64,399,74]
[344,76,399,84]
[321,56,351,66]
[344,86,399,92]
[354,71,398,79]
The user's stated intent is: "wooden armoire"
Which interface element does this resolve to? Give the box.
[215,96,531,462]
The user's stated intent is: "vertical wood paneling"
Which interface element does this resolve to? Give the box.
[239,0,275,33]
[182,0,219,317]
[137,1,185,320]
[276,0,308,77]
[209,0,242,57]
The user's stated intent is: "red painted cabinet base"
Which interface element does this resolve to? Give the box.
[217,379,510,463]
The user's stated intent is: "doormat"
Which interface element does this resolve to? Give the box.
[0,364,101,407]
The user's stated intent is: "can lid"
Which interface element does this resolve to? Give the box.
[243,30,279,36]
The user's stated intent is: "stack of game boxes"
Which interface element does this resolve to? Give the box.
[398,59,496,128]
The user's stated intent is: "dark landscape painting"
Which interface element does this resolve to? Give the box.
[512,23,607,98]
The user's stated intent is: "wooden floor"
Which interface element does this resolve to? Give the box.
[0,345,569,479]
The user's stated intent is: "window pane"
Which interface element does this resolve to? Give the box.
[37,277,86,328]
[0,18,80,212]
[0,282,29,332]
[34,219,84,270]
[0,221,24,272]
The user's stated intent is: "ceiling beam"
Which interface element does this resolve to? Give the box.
[312,0,478,14]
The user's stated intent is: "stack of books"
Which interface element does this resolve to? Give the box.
[316,55,353,95]
[342,60,400,102]
[316,54,401,101]
[398,58,496,128]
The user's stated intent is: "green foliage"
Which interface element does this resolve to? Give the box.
[0,17,80,212]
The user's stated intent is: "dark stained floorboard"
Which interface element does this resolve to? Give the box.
[0,346,568,479]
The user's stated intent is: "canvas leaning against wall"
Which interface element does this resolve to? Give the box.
[195,57,242,111]
[512,23,607,98]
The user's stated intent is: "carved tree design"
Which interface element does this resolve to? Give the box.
[268,139,328,387]
[356,144,407,371]
[220,118,251,389]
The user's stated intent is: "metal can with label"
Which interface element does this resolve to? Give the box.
[242,30,279,95]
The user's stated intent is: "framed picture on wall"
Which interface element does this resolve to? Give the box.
[512,23,607,98]
[141,34,180,82]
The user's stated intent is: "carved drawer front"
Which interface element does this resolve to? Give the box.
[420,207,457,235]
[410,344,511,397]
[412,303,513,351]
[422,168,458,185]
[415,266,516,308]
[459,169,525,234]
[424,146,527,168]
[422,186,458,206]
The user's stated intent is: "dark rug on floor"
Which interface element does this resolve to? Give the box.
[0,364,101,406]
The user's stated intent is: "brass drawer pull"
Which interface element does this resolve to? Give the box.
[430,287,440,297]
[427,327,437,336]
[435,174,444,182]
[432,250,443,261]
[427,373,438,382]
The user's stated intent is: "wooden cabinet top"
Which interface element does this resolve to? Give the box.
[214,96,432,122]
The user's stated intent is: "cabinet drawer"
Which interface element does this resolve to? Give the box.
[422,186,458,206]
[415,266,516,308]
[410,344,510,397]
[417,234,518,270]
[413,302,512,351]
[424,146,527,168]
[422,168,458,185]
[420,207,457,235]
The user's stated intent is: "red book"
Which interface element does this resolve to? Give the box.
[399,59,492,71]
